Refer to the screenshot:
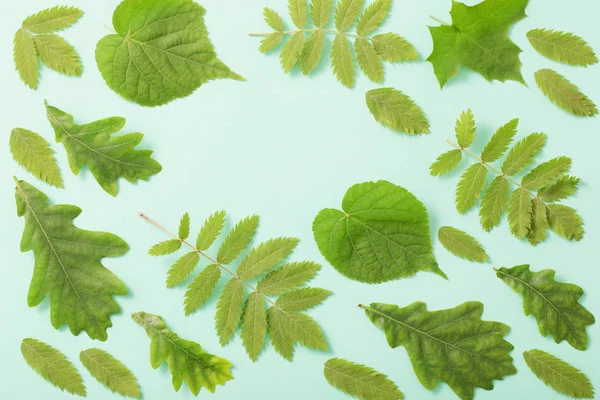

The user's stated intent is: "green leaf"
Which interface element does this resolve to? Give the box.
[96,0,242,107]
[522,157,571,190]
[455,163,488,214]
[479,176,510,231]
[356,38,384,83]
[264,7,284,31]
[149,239,182,256]
[260,33,283,53]
[356,0,392,36]
[527,28,598,67]
[335,0,365,31]
[300,30,326,75]
[215,279,246,346]
[289,0,308,28]
[480,118,519,163]
[313,180,445,283]
[178,212,190,240]
[276,287,332,311]
[438,226,489,262]
[523,349,594,399]
[166,251,200,288]
[507,188,533,239]
[33,34,81,76]
[196,210,227,251]
[132,312,233,395]
[13,29,38,89]
[22,6,83,34]
[547,204,584,241]
[237,238,299,281]
[538,176,580,203]
[496,265,595,350]
[427,0,527,88]
[430,149,462,177]
[257,261,321,295]
[331,34,356,88]
[15,179,128,341]
[363,301,516,400]
[184,264,221,315]
[366,88,430,134]
[311,0,334,28]
[501,133,547,176]
[268,307,328,361]
[527,198,549,245]
[324,358,404,400]
[21,339,86,396]
[535,69,598,117]
[217,215,259,265]
[280,31,305,72]
[240,292,268,361]
[80,348,141,398]
[455,109,476,148]
[372,33,418,62]
[45,102,162,196]
[10,128,63,188]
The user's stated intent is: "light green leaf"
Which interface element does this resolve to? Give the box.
[426,25,461,89]
[280,31,305,72]
[264,7,284,31]
[438,226,489,263]
[276,287,332,311]
[311,0,334,28]
[289,0,308,28]
[33,34,81,76]
[480,118,519,163]
[430,149,462,177]
[356,38,384,83]
[178,212,190,240]
[524,349,594,398]
[366,88,430,134]
[479,176,510,231]
[45,102,162,196]
[22,6,83,34]
[268,307,328,361]
[324,358,404,400]
[363,301,516,400]
[15,179,128,341]
[217,215,259,265]
[313,180,445,283]
[132,312,233,395]
[356,0,392,37]
[22,339,86,396]
[96,0,242,107]
[80,348,141,398]
[184,264,221,315]
[547,204,584,241]
[455,109,476,148]
[257,261,321,295]
[10,128,63,188]
[260,33,283,53]
[196,210,227,251]
[13,29,38,89]
[335,0,365,31]
[331,34,356,88]
[527,198,549,245]
[522,157,571,191]
[507,188,533,239]
[535,69,598,116]
[527,28,598,67]
[372,33,418,62]
[300,30,326,75]
[455,163,488,214]
[240,292,267,361]
[237,238,299,281]
[538,176,580,203]
[149,239,182,256]
[166,251,200,288]
[496,265,594,350]
[501,133,547,176]
[215,279,246,346]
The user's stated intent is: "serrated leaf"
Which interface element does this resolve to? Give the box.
[372,33,418,62]
[501,133,547,176]
[264,7,284,31]
[430,149,462,177]
[13,29,39,89]
[300,30,326,75]
[289,0,308,28]
[166,251,200,288]
[527,28,598,67]
[455,109,476,148]
[335,0,365,31]
[480,118,519,163]
[523,349,594,398]
[217,215,259,265]
[538,176,580,203]
[438,226,489,263]
[10,128,63,188]
[178,212,190,240]
[313,180,445,283]
[331,34,356,88]
[366,88,430,134]
[363,301,516,400]
[22,339,86,396]
[324,357,404,400]
[184,264,221,315]
[535,69,597,116]
[33,34,81,76]
[196,210,227,251]
[507,188,533,239]
[455,163,488,214]
[268,307,328,361]
[280,31,305,72]
[133,312,233,395]
[96,0,242,107]
[312,0,334,28]
[496,265,595,350]
[356,0,392,36]
[527,198,549,245]
[479,176,510,231]
[149,239,182,256]
[45,102,162,196]
[356,38,384,83]
[237,238,299,281]
[215,279,246,346]
[276,287,332,311]
[240,292,267,361]
[22,6,83,34]
[258,261,321,295]
[547,204,584,241]
[260,32,283,53]
[80,348,141,398]
[15,179,128,341]
[522,157,571,190]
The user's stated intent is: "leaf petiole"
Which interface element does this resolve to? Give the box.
[429,15,451,26]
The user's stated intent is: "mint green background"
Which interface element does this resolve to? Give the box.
[1,0,598,399]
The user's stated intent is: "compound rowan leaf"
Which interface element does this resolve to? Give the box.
[280,31,305,72]
[527,198,549,245]
[335,0,364,31]
[215,279,246,346]
[276,287,332,311]
[15,179,128,341]
[217,215,259,265]
[149,239,182,256]
[264,7,285,31]
[324,358,404,399]
[260,33,284,53]
[22,6,83,34]
[10,128,63,188]
[184,264,221,315]
[196,210,227,251]
[237,238,299,281]
[538,176,580,203]
[527,28,598,67]
[80,348,141,398]
[331,34,356,88]
[455,109,476,148]
[240,292,268,361]
[356,0,392,37]
[356,38,384,83]
[311,0,334,28]
[547,204,584,241]
[13,29,38,89]
[480,118,519,163]
[455,163,487,214]
[507,188,533,239]
[438,226,489,262]
[372,33,418,62]
[289,0,308,28]
[166,251,200,288]
[268,307,328,361]
[430,149,462,177]
[257,261,321,295]
[479,176,510,231]
[33,34,81,76]
[535,69,598,117]
[366,88,429,134]
[300,30,326,75]
[521,156,571,190]
[178,213,190,240]
[501,133,547,176]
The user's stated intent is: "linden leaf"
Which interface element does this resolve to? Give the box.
[324,358,404,399]
[80,348,141,398]
[438,226,489,263]
[527,28,598,67]
[535,69,598,117]
[366,88,430,134]
[10,128,63,188]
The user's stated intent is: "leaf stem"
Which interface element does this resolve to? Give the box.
[104,24,116,33]
[429,15,451,26]
[249,27,361,39]
[139,212,276,306]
